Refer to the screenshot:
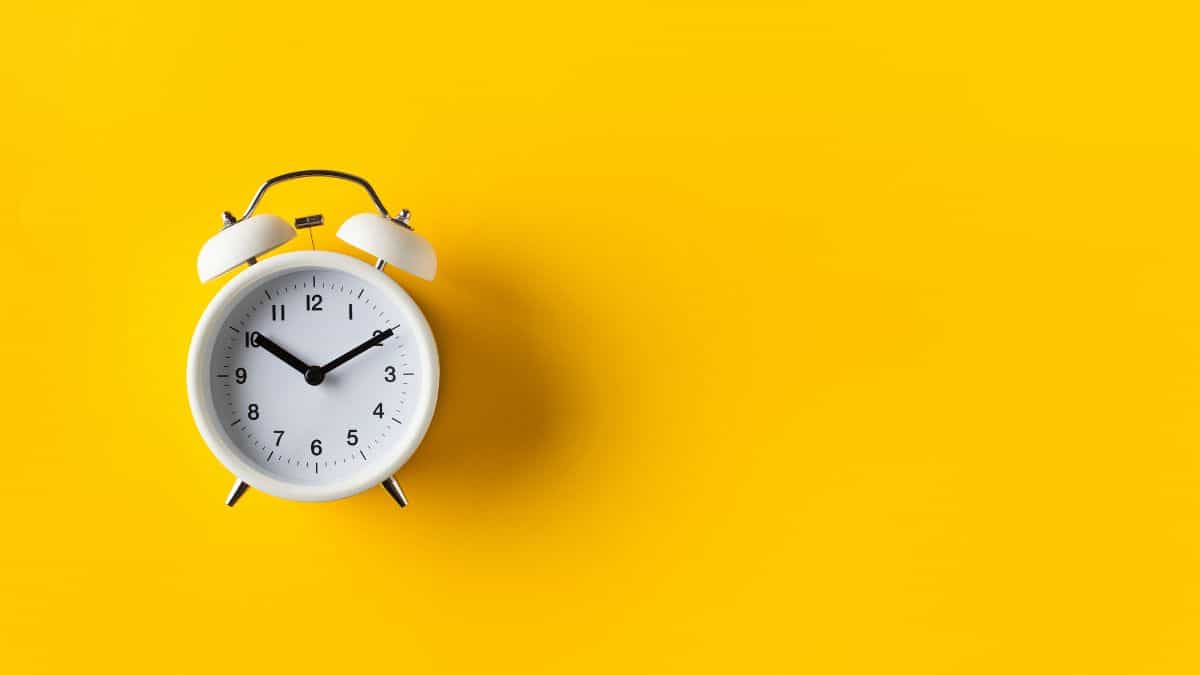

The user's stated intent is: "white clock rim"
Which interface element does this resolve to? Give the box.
[186,250,440,502]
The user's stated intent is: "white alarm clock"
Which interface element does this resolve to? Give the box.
[187,170,439,508]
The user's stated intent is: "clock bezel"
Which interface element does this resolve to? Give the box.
[186,250,439,502]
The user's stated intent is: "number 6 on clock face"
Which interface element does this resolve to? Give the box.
[187,251,439,503]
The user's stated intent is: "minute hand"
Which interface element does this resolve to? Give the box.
[321,328,394,375]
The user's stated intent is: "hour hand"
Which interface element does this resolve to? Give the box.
[255,335,310,376]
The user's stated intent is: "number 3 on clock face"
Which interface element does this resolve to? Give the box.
[187,251,439,502]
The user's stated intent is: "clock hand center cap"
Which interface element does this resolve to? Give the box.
[304,366,325,386]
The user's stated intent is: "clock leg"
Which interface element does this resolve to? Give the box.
[381,477,408,508]
[225,479,249,507]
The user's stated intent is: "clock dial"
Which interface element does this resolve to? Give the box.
[207,267,425,484]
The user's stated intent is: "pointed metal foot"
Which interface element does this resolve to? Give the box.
[225,479,249,507]
[381,477,407,508]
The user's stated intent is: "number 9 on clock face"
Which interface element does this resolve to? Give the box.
[186,252,439,502]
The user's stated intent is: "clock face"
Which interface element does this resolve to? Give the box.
[188,252,438,501]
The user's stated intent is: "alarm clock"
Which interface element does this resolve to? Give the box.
[186,170,439,508]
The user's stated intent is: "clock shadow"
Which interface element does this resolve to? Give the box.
[347,256,573,519]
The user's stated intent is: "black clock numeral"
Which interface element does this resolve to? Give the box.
[306,294,323,311]
[244,331,261,348]
[384,365,396,382]
[248,403,260,420]
[346,429,359,446]
[371,329,385,347]
[310,439,323,456]
[235,367,247,384]
[348,303,354,320]
[372,402,384,418]
[273,430,284,446]
[271,304,286,321]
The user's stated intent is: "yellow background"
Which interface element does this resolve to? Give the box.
[2,1,1200,672]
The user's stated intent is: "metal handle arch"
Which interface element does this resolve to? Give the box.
[226,169,411,229]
